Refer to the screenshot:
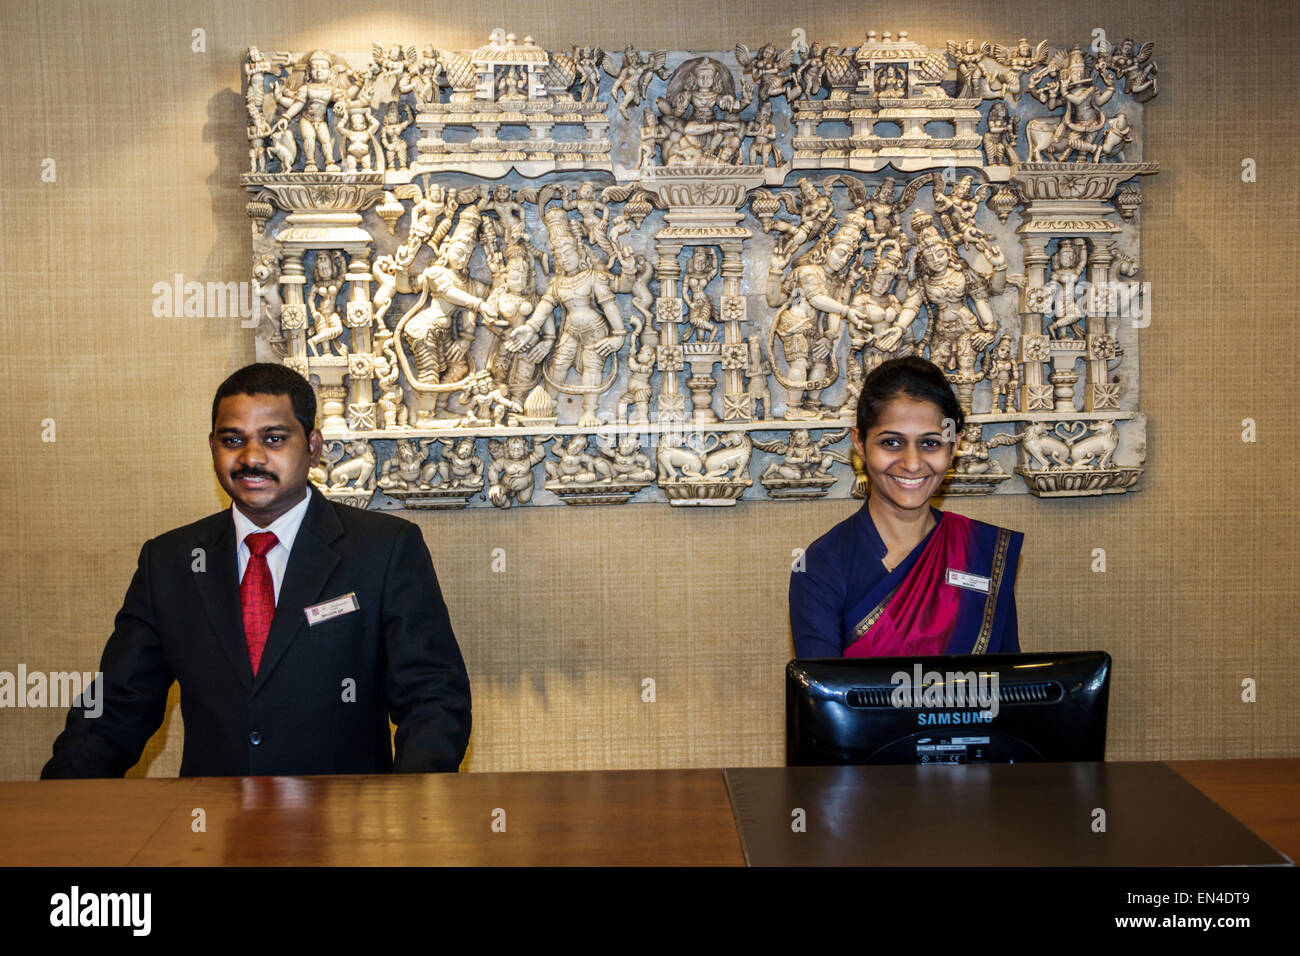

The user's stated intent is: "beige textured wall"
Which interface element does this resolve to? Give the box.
[1,0,1296,779]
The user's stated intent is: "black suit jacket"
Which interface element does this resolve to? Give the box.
[42,486,471,778]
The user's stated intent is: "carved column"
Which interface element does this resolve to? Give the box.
[279,250,309,375]
[719,239,750,421]
[344,244,375,430]
[1018,236,1051,412]
[654,241,686,424]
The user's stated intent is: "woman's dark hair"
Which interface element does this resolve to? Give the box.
[211,363,317,439]
[855,356,965,438]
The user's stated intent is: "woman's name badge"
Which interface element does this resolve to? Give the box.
[304,593,359,626]
[946,569,991,593]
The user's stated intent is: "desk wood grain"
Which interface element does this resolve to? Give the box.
[3,760,1295,867]
[1167,759,1300,864]
[130,769,746,866]
[0,778,198,866]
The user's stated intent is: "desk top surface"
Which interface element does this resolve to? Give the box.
[3,759,1297,866]
[726,761,1292,866]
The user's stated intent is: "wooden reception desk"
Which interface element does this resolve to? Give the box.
[2,759,1296,867]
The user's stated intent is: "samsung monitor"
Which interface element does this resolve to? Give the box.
[786,651,1111,766]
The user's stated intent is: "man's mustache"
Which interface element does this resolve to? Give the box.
[232,468,277,481]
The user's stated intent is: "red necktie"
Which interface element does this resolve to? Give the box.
[241,531,279,676]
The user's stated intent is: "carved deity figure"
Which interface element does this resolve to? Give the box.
[1107,37,1157,100]
[1026,47,1116,162]
[395,182,455,267]
[933,174,996,256]
[600,435,655,482]
[681,247,719,342]
[340,109,382,173]
[639,107,665,167]
[654,57,752,166]
[765,213,869,419]
[380,102,414,170]
[497,65,528,100]
[865,176,912,250]
[988,38,1049,103]
[610,46,669,120]
[487,437,546,507]
[791,43,837,101]
[745,334,772,420]
[754,429,849,480]
[1044,238,1088,339]
[412,45,445,103]
[982,101,1019,167]
[459,370,524,427]
[378,439,437,490]
[911,211,1007,381]
[545,435,613,483]
[955,424,1003,475]
[307,250,347,357]
[274,50,350,173]
[617,345,655,425]
[948,39,990,99]
[509,209,626,427]
[563,183,614,259]
[746,101,779,167]
[373,344,408,428]
[763,178,835,257]
[848,240,921,374]
[734,43,792,103]
[436,437,484,489]
[244,47,282,172]
[484,247,552,404]
[987,334,1020,412]
[572,46,609,102]
[394,210,497,422]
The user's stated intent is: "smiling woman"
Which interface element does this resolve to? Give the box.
[789,357,1024,658]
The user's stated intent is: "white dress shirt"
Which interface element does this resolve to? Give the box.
[232,489,312,604]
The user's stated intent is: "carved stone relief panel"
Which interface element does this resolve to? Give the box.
[240,31,1161,508]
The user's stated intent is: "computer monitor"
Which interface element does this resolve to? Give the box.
[786,652,1110,766]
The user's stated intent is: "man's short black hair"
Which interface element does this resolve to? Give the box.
[856,356,965,438]
[211,363,317,439]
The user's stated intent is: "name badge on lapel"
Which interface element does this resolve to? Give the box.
[304,593,360,626]
[946,569,991,593]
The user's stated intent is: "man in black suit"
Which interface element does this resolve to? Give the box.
[42,363,471,777]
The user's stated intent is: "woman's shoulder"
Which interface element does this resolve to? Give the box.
[803,505,866,564]
[941,509,1024,542]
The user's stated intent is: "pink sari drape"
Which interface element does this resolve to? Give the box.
[844,512,972,657]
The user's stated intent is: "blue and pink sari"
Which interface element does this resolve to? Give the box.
[843,511,1022,657]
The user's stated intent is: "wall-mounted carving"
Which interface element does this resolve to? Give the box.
[240,29,1161,507]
